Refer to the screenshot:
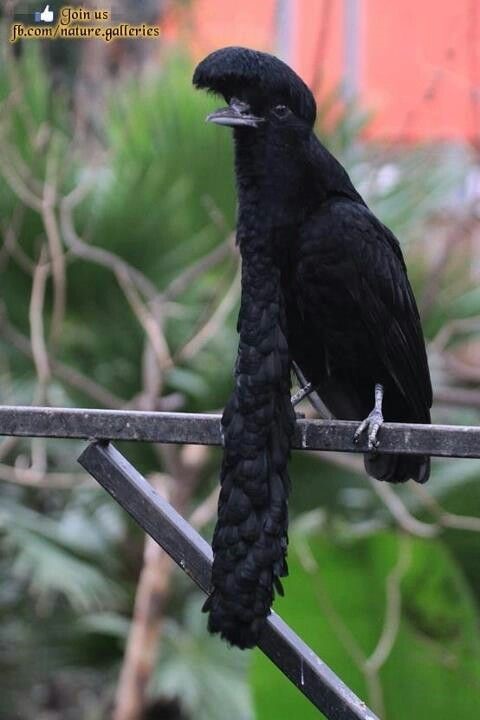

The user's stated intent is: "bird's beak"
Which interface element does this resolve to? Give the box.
[206,99,264,128]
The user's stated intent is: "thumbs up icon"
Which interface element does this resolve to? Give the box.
[34,5,54,22]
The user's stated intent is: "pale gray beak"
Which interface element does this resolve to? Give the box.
[206,98,264,128]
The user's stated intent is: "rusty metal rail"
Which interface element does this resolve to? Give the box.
[0,405,480,457]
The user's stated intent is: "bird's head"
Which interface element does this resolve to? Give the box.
[192,46,316,132]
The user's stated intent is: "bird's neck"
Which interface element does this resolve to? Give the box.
[233,129,269,257]
[232,129,303,261]
[233,129,267,205]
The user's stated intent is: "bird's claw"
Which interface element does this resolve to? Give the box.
[353,409,384,450]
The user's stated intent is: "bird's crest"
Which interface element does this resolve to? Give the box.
[193,46,316,126]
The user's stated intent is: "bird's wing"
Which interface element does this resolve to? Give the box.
[299,200,432,418]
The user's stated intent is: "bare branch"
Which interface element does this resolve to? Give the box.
[442,351,480,383]
[60,193,159,301]
[368,478,439,538]
[42,151,66,345]
[29,247,51,389]
[0,130,45,196]
[0,146,43,212]
[114,443,211,720]
[177,265,240,361]
[429,317,480,354]
[409,482,480,533]
[0,207,35,275]
[139,339,163,411]
[434,385,480,410]
[0,436,19,462]
[420,205,480,319]
[0,315,125,408]
[113,475,174,720]
[115,265,173,372]
[189,484,220,530]
[160,233,235,302]
[316,451,441,538]
[294,525,412,718]
[0,461,89,488]
[293,538,373,694]
[365,536,411,673]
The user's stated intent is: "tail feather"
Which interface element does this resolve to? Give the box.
[204,261,295,649]
[365,452,430,484]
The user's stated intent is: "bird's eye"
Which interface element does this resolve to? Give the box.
[273,104,290,118]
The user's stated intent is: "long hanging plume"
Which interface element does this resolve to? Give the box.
[193,47,307,648]
[203,205,296,649]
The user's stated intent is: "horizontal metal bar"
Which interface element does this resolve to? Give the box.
[1,405,480,458]
[78,441,379,720]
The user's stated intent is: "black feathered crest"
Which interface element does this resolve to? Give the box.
[193,46,317,126]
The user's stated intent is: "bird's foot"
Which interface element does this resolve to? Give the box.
[353,408,384,450]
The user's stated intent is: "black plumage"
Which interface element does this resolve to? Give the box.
[193,46,432,648]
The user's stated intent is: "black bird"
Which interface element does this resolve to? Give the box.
[193,46,432,649]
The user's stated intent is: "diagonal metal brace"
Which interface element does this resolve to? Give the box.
[78,441,379,720]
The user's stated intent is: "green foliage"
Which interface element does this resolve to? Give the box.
[0,485,129,716]
[252,531,480,720]
[2,503,122,611]
[0,39,479,720]
[66,62,239,410]
[151,594,253,720]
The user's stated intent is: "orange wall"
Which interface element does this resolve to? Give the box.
[167,0,344,102]
[293,0,344,98]
[362,0,480,140]
[167,0,277,60]
[170,0,480,142]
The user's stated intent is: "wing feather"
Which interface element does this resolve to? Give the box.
[301,200,432,420]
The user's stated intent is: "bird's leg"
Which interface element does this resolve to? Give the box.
[291,361,333,419]
[290,381,324,420]
[291,382,314,407]
[354,383,384,450]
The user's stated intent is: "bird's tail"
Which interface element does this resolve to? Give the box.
[365,452,430,484]
[204,266,295,649]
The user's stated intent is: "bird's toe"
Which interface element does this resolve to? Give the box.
[354,410,384,449]
[353,417,369,444]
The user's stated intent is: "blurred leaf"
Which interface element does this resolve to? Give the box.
[166,366,211,398]
[151,594,253,720]
[0,500,124,611]
[252,531,480,719]
[449,287,480,319]
[80,611,131,639]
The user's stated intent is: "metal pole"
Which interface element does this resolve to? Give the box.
[0,405,479,458]
[79,441,380,720]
